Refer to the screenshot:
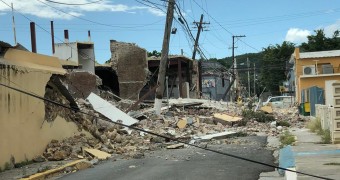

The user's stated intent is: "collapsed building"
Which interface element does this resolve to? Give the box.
[140,55,200,100]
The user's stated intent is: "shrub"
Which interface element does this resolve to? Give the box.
[307,118,322,134]
[277,121,291,127]
[321,129,331,144]
[242,110,275,123]
[279,131,295,148]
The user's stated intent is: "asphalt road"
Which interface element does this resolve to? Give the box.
[61,136,275,180]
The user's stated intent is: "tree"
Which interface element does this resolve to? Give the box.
[259,41,295,95]
[300,29,340,52]
[147,50,161,57]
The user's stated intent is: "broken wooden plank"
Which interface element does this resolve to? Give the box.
[213,113,242,125]
[87,93,138,126]
[83,148,111,160]
[166,143,184,149]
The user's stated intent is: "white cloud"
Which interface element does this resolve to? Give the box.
[0,0,165,19]
[146,8,165,16]
[323,20,340,37]
[285,28,311,43]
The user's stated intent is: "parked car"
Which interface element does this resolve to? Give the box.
[263,96,295,108]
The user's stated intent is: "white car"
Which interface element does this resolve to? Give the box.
[263,96,295,108]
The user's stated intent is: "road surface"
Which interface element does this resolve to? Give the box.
[61,136,275,180]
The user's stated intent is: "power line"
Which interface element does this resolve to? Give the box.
[45,0,104,5]
[0,82,333,180]
[192,0,261,53]
[37,0,163,29]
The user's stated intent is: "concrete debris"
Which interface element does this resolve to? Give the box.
[83,148,111,160]
[260,106,273,114]
[177,119,187,129]
[87,93,138,126]
[39,85,300,169]
[166,143,184,149]
[75,161,94,170]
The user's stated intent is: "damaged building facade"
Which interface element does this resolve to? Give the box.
[109,40,149,100]
[0,45,90,169]
[140,55,199,100]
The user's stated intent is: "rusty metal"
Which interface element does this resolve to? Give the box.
[30,22,37,53]
[51,21,55,54]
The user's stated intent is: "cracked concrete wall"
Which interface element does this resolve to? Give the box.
[0,65,84,170]
[110,40,149,100]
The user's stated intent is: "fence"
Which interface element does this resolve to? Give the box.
[315,104,340,143]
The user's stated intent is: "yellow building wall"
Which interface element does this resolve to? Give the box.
[0,65,84,169]
[294,48,340,103]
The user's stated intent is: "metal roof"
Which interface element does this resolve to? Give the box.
[299,50,340,59]
[147,55,193,62]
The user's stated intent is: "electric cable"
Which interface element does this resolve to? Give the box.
[45,0,104,5]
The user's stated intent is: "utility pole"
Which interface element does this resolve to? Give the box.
[230,35,245,101]
[154,0,175,115]
[192,14,209,98]
[254,63,256,96]
[247,57,250,98]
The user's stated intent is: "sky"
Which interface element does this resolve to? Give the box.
[0,0,340,64]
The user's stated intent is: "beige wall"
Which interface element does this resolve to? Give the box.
[0,65,82,169]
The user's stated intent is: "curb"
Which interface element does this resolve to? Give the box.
[21,159,86,180]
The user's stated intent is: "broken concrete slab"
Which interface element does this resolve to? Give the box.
[177,119,187,129]
[83,148,111,160]
[193,131,236,142]
[166,143,184,149]
[261,106,273,114]
[75,160,94,170]
[213,113,242,125]
[65,71,101,99]
[87,93,138,126]
[173,102,203,108]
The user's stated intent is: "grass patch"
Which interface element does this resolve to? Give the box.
[307,118,331,144]
[14,160,34,168]
[307,118,322,134]
[324,162,340,166]
[277,121,291,127]
[279,131,295,148]
[321,129,331,144]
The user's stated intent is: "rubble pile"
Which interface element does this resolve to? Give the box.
[42,90,301,164]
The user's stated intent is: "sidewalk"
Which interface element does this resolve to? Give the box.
[289,127,340,180]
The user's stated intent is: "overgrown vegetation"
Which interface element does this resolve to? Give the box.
[14,160,34,168]
[277,121,291,127]
[321,129,331,144]
[307,118,331,144]
[279,131,295,148]
[242,110,275,123]
[4,162,11,170]
[307,118,322,134]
